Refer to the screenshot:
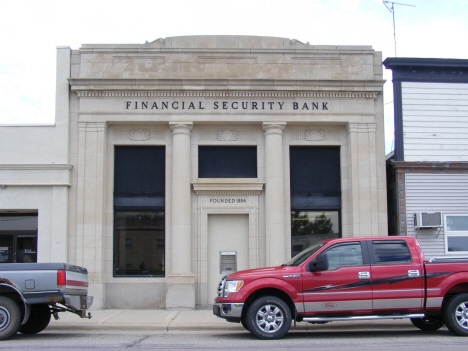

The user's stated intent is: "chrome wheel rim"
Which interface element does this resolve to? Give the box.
[0,307,11,332]
[256,304,284,333]
[455,302,468,330]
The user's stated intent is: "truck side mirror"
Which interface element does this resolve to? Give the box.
[307,253,329,272]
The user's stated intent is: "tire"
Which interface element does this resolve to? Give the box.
[410,315,444,331]
[245,296,291,340]
[19,304,51,335]
[443,293,468,336]
[241,317,250,331]
[0,296,22,341]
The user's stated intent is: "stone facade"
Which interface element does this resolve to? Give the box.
[0,36,388,309]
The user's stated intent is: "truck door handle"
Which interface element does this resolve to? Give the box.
[408,270,420,277]
[358,272,370,279]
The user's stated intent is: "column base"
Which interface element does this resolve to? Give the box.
[88,283,105,310]
[165,272,195,310]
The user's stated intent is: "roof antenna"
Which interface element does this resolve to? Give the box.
[382,1,416,57]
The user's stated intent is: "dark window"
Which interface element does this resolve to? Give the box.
[323,243,363,270]
[114,146,165,197]
[0,214,38,263]
[198,146,257,178]
[372,241,412,264]
[290,147,341,196]
[114,146,165,277]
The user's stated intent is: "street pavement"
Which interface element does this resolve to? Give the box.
[48,308,420,333]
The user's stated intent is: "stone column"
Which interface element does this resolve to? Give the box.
[263,122,286,266]
[166,122,195,310]
[347,123,382,237]
[76,121,107,309]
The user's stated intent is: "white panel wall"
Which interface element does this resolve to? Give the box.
[406,173,468,257]
[402,82,468,162]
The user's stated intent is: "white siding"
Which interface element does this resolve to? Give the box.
[402,82,468,162]
[405,173,468,257]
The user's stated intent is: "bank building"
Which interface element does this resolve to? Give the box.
[0,36,387,309]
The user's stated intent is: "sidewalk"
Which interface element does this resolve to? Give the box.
[49,309,246,332]
[48,309,416,333]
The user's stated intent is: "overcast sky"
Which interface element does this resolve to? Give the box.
[1,0,467,153]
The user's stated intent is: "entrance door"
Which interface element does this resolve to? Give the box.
[207,214,249,304]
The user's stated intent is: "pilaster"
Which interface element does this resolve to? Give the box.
[76,121,107,309]
[166,122,195,310]
[347,123,380,237]
[263,122,286,266]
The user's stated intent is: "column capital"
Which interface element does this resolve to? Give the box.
[263,122,286,135]
[77,121,108,133]
[347,123,376,134]
[169,122,193,135]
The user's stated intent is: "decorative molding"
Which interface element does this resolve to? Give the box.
[305,129,325,141]
[200,129,254,141]
[130,129,150,141]
[217,130,238,141]
[74,90,378,99]
[192,180,264,195]
[113,129,164,141]
[196,190,262,196]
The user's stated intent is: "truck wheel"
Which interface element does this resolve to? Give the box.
[19,304,51,335]
[410,316,444,331]
[0,296,21,340]
[443,293,468,336]
[245,296,291,339]
[241,317,250,331]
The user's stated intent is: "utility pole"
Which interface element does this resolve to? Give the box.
[382,1,416,57]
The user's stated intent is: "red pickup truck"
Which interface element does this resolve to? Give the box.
[213,236,468,339]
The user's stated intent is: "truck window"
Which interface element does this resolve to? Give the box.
[284,242,326,266]
[372,241,412,264]
[322,243,363,270]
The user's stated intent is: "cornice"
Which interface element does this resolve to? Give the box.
[389,161,468,173]
[192,179,264,194]
[69,78,384,99]
[73,90,379,99]
[0,164,73,171]
[0,183,71,187]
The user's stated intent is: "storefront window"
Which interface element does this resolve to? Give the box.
[0,214,38,263]
[291,211,340,256]
[114,211,165,277]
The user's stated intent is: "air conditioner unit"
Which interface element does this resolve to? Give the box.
[414,212,442,229]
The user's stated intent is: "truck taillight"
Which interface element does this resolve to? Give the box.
[57,270,67,287]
